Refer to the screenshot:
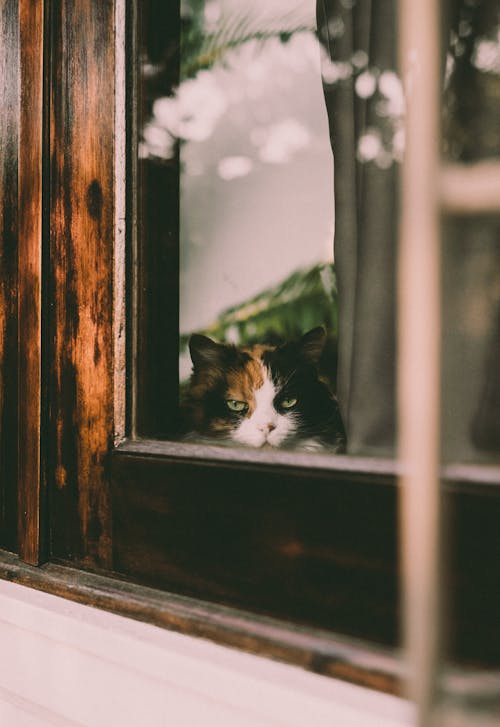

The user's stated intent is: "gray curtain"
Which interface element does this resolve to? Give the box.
[317,0,398,456]
[318,0,500,462]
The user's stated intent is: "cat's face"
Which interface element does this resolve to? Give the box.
[186,328,342,449]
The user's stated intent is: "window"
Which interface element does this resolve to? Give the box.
[133,0,340,443]
[1,0,500,719]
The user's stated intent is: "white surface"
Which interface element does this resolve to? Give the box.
[0,579,413,726]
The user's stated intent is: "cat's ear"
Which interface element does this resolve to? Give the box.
[299,327,326,366]
[189,334,229,370]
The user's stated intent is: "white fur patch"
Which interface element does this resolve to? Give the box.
[231,366,296,448]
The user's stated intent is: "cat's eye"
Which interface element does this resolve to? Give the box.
[280,397,298,409]
[226,400,248,413]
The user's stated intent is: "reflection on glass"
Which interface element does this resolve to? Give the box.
[137,0,348,450]
[140,1,336,382]
[134,0,500,460]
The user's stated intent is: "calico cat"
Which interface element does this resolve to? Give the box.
[183,327,346,452]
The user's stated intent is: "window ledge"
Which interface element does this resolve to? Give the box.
[0,549,402,695]
[0,575,413,727]
[116,438,500,490]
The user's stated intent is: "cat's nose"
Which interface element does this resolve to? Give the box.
[259,422,276,433]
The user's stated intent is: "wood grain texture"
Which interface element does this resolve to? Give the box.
[112,452,400,649]
[0,548,403,695]
[0,0,19,553]
[111,449,500,668]
[18,0,45,565]
[133,0,180,438]
[49,0,114,568]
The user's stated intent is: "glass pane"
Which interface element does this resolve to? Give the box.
[137,0,345,451]
[133,0,500,461]
[176,3,336,375]
[441,0,500,461]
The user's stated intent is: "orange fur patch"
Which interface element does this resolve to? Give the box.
[225,357,264,416]
[185,345,274,431]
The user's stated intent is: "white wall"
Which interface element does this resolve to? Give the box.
[0,579,412,726]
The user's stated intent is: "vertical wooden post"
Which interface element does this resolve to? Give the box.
[398,0,442,724]
[49,0,114,569]
[18,0,46,565]
[114,0,127,446]
[0,0,19,553]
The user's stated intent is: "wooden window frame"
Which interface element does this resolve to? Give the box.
[1,0,500,706]
[0,0,19,556]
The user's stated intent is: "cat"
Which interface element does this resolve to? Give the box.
[182,327,346,452]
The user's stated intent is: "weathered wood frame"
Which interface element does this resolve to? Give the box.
[18,0,48,565]
[0,0,19,555]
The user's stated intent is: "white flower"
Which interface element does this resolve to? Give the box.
[204,0,222,33]
[351,50,369,69]
[357,129,383,162]
[153,71,228,143]
[355,70,377,99]
[218,156,254,180]
[472,38,500,73]
[320,56,352,85]
[257,119,311,164]
[142,122,175,159]
[378,71,404,117]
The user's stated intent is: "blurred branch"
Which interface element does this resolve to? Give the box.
[180,262,338,351]
[182,26,313,79]
[181,3,314,80]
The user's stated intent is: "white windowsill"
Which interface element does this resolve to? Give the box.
[0,579,413,726]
